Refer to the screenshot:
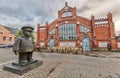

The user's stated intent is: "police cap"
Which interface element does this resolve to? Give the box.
[21,26,34,32]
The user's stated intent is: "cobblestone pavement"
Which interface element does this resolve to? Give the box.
[0,61,60,78]
[1,48,120,78]
[0,48,17,64]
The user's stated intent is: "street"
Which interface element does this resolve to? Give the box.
[0,48,120,78]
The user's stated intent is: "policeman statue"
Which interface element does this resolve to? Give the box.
[13,26,35,66]
[3,25,43,75]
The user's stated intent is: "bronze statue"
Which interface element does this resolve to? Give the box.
[13,26,35,66]
[3,25,42,75]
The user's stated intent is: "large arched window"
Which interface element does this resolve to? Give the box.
[62,12,72,17]
[59,24,76,40]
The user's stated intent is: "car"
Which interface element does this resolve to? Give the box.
[7,44,13,48]
[0,44,7,48]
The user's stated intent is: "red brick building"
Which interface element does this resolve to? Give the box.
[37,2,120,51]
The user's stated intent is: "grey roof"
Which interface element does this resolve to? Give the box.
[4,26,19,34]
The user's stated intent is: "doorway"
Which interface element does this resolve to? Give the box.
[82,35,90,51]
[49,37,54,48]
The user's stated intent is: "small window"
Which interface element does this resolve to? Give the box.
[9,37,12,41]
[3,36,6,41]
[62,12,72,17]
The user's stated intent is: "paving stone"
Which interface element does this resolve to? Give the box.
[1,49,120,78]
[0,61,60,78]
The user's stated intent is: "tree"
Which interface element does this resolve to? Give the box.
[31,33,35,41]
[16,30,35,41]
[16,30,23,38]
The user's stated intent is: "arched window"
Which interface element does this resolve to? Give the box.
[49,29,55,35]
[80,26,91,32]
[62,12,72,17]
[59,24,76,40]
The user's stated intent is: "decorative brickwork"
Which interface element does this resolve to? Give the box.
[37,2,120,51]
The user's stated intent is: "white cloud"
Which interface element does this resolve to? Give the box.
[0,0,119,31]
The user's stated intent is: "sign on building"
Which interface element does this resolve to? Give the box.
[59,42,75,47]
[40,42,45,46]
[99,42,107,47]
[117,42,120,48]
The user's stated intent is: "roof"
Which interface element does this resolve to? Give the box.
[4,26,19,34]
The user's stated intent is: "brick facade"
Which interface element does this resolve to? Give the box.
[37,2,120,51]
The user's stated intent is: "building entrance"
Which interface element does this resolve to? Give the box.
[82,36,90,51]
[49,37,54,48]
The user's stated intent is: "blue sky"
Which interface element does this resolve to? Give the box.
[0,0,120,31]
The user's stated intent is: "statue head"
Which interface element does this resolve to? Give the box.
[21,26,34,38]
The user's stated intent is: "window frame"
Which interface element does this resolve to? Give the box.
[9,37,12,41]
[62,11,72,18]
[3,36,6,41]
[58,24,76,40]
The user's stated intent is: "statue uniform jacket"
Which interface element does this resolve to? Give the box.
[13,36,35,52]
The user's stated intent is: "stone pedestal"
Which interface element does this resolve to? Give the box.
[3,60,43,75]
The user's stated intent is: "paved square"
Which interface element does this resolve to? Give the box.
[0,48,120,78]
